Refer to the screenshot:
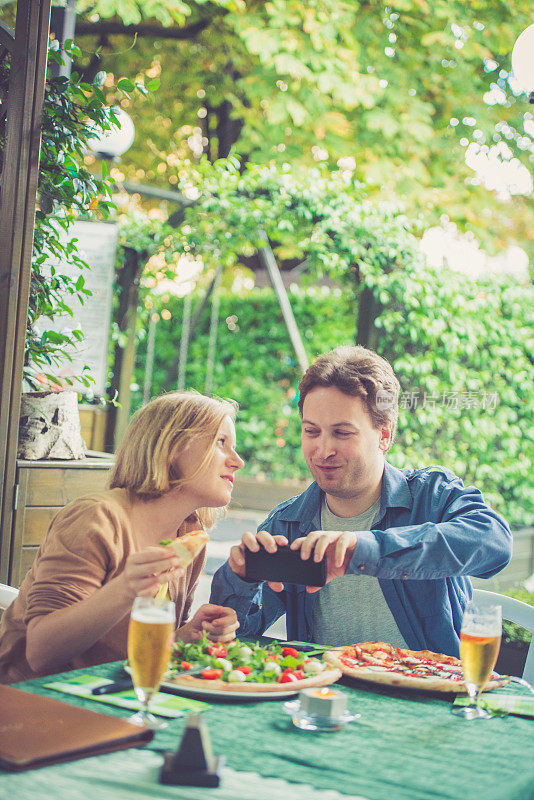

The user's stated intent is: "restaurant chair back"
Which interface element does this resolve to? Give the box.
[472,588,534,683]
[0,583,19,611]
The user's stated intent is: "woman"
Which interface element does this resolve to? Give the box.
[0,391,243,683]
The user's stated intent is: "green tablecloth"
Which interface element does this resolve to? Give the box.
[8,661,534,800]
[0,749,366,800]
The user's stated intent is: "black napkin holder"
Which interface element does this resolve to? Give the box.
[160,713,224,787]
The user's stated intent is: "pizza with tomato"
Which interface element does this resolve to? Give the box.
[166,635,341,693]
[323,641,511,693]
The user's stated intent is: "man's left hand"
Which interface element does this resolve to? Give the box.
[290,531,357,593]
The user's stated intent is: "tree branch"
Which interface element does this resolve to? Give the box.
[75,18,213,41]
[79,34,108,83]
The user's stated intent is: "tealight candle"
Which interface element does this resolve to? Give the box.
[299,687,348,720]
[283,686,358,731]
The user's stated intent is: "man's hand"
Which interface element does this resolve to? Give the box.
[228,530,288,592]
[290,531,357,593]
[179,604,239,643]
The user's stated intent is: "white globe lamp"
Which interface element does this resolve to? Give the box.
[87,106,136,159]
[511,24,534,101]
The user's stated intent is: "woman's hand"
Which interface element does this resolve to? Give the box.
[27,546,183,675]
[118,546,184,601]
[178,604,239,643]
[290,530,357,593]
[228,530,288,592]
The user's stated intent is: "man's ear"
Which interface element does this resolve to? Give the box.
[378,424,393,451]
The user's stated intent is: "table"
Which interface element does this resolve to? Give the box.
[4,661,534,800]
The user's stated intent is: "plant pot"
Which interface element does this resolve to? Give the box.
[17,390,87,460]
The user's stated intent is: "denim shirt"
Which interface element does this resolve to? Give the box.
[210,463,512,657]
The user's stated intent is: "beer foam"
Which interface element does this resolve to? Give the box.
[131,604,174,624]
[462,621,501,637]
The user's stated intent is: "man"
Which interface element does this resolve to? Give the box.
[210,346,512,656]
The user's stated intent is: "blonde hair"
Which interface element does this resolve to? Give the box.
[109,391,237,527]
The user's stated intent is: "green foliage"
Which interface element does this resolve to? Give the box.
[504,588,534,607]
[125,160,531,529]
[133,274,533,530]
[163,159,421,289]
[25,40,155,390]
[501,587,533,644]
[75,0,534,260]
[27,40,116,388]
[133,286,353,479]
[76,0,240,26]
[374,264,534,531]
[116,208,181,260]
[109,206,189,337]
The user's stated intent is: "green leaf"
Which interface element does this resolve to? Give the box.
[92,86,107,105]
[135,82,149,97]
[93,71,107,87]
[117,78,135,93]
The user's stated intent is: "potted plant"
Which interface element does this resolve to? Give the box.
[17,39,155,460]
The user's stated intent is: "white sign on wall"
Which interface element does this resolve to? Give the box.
[36,220,118,395]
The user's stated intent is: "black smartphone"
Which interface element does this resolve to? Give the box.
[244,544,327,587]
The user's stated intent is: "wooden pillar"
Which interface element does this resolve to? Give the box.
[104,247,143,452]
[0,0,53,582]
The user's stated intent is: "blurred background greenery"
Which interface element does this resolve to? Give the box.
[3,0,531,529]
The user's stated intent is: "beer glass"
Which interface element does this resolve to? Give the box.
[452,600,502,720]
[127,595,175,729]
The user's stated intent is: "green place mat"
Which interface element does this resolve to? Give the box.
[16,662,534,800]
[44,673,210,718]
[453,693,534,718]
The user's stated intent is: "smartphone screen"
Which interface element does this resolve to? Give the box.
[244,544,327,586]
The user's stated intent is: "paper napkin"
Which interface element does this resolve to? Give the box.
[453,693,534,718]
[44,674,210,718]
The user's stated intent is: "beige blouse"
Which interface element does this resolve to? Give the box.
[0,488,205,683]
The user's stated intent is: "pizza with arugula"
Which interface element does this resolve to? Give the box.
[160,530,209,566]
[166,635,341,693]
[323,641,511,693]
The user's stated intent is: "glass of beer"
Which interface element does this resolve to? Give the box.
[452,600,502,720]
[127,596,175,729]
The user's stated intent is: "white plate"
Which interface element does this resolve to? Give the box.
[159,680,299,701]
[123,665,299,701]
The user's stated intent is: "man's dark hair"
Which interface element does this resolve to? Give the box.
[298,346,400,442]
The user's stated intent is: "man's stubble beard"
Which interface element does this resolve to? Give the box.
[308,463,368,500]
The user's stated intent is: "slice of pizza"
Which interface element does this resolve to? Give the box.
[165,529,209,565]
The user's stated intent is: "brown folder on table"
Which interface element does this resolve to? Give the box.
[0,684,154,771]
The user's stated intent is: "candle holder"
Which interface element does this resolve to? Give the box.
[283,687,360,732]
[160,713,224,787]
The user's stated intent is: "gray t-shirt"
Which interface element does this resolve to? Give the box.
[312,497,407,647]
